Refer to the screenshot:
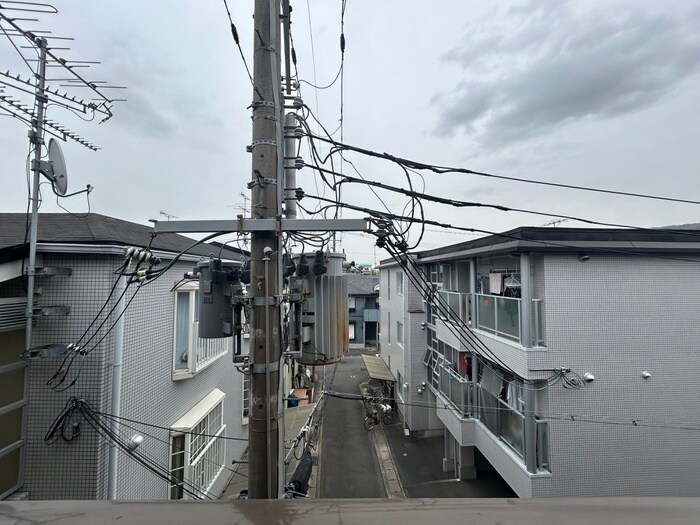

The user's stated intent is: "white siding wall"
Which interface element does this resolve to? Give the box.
[24,253,246,500]
[542,253,700,497]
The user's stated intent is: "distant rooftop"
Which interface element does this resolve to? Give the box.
[347,273,380,296]
[380,226,700,265]
[0,213,248,263]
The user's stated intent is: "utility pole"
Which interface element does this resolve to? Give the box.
[151,0,367,499]
[248,0,283,499]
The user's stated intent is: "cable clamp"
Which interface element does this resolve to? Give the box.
[251,295,279,307]
[246,139,277,152]
[250,100,276,109]
[250,361,280,374]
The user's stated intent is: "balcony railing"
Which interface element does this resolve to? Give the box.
[437,362,472,417]
[432,291,545,347]
[475,293,521,342]
[191,321,231,371]
[426,356,549,473]
[477,389,525,458]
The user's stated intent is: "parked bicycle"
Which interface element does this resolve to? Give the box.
[363,402,393,430]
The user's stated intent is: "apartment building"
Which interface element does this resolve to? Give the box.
[347,274,380,350]
[379,227,700,497]
[0,213,249,500]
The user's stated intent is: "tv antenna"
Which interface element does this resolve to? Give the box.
[0,1,124,358]
[159,211,179,221]
[541,218,570,228]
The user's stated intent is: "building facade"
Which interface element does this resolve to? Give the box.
[0,213,249,500]
[347,274,380,351]
[379,227,700,497]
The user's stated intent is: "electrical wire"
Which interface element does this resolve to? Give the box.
[222,0,263,101]
[306,163,700,242]
[305,194,700,265]
[321,390,700,433]
[304,132,700,206]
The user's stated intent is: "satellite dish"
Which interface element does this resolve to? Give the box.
[47,138,68,196]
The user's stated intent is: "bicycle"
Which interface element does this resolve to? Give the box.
[363,403,393,430]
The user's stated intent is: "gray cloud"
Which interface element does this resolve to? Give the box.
[433,2,700,149]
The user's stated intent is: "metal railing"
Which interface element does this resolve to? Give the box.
[478,389,525,458]
[475,293,521,343]
[425,358,549,472]
[431,289,545,347]
[191,321,231,372]
[437,362,472,417]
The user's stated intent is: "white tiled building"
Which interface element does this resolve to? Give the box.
[379,227,700,497]
[0,213,249,500]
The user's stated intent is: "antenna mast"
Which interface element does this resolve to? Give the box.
[0,1,123,357]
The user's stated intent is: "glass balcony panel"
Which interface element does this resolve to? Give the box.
[498,399,524,457]
[496,297,520,341]
[476,295,496,332]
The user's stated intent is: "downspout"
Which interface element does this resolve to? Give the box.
[108,275,127,500]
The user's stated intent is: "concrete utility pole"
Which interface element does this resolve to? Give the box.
[248,0,283,499]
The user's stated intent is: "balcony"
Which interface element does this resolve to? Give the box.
[475,294,520,342]
[437,362,473,418]
[428,360,549,474]
[434,291,545,348]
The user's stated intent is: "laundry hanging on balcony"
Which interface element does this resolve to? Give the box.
[489,273,504,294]
[503,274,521,298]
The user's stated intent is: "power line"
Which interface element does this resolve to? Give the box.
[305,132,700,206]
[306,163,700,241]
[322,391,700,433]
[222,0,263,101]
[305,194,700,265]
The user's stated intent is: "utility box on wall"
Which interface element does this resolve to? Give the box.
[293,252,348,365]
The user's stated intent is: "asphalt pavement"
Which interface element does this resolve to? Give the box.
[317,349,515,499]
[318,353,386,498]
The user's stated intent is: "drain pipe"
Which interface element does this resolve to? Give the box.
[108,275,127,500]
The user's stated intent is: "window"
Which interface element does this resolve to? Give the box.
[397,320,404,346]
[396,272,404,295]
[349,322,356,341]
[387,272,391,300]
[173,281,231,379]
[387,311,391,344]
[170,389,226,499]
[348,296,356,311]
[397,370,404,400]
[242,372,250,424]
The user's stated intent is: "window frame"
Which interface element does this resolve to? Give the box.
[396,272,404,296]
[172,281,231,380]
[396,320,404,347]
[170,390,227,500]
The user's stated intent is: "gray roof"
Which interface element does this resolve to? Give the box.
[346,274,379,296]
[380,226,700,266]
[0,213,248,263]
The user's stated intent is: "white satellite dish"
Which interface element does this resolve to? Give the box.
[38,138,68,196]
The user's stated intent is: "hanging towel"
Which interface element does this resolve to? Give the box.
[489,273,504,294]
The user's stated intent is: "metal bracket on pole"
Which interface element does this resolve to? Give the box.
[250,362,280,374]
[153,218,370,234]
[251,296,279,307]
[247,139,278,152]
[22,343,70,359]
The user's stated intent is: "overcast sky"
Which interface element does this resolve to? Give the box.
[1,1,699,264]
